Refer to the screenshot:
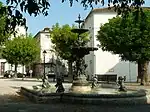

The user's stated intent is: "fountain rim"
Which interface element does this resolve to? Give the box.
[21,87,146,98]
[75,20,84,23]
[71,28,89,34]
[20,87,147,105]
[63,89,146,98]
[71,47,98,51]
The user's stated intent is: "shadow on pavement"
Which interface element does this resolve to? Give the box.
[10,86,21,90]
[6,78,42,82]
[0,93,30,104]
[0,92,150,112]
[0,77,8,79]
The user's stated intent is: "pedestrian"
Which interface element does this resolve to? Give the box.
[29,69,33,78]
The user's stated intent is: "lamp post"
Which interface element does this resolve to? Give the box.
[43,50,47,81]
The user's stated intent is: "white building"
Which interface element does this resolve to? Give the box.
[0,26,27,75]
[33,28,67,78]
[83,7,149,82]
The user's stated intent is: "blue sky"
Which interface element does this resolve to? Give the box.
[1,0,150,35]
[24,0,102,35]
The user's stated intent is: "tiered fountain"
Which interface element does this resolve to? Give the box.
[20,15,148,105]
[70,14,98,93]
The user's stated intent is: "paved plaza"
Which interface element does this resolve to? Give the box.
[0,78,150,112]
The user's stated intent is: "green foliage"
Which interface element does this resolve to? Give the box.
[97,9,150,62]
[0,2,11,45]
[1,0,146,36]
[2,35,40,66]
[79,0,144,8]
[0,4,27,35]
[6,0,145,16]
[50,23,89,62]
[6,0,50,16]
[0,0,50,35]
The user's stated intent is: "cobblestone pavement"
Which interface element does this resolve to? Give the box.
[1,78,150,112]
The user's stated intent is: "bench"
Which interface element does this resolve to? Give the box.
[96,74,117,83]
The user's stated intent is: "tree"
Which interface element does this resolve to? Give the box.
[0,2,11,45]
[97,9,150,85]
[1,0,146,35]
[50,23,89,78]
[2,34,40,73]
[5,0,145,12]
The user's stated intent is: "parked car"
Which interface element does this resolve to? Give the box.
[17,72,27,78]
[4,70,15,78]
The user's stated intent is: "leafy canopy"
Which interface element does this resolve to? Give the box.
[50,23,89,62]
[2,34,40,65]
[1,0,146,35]
[97,9,150,62]
[0,2,11,45]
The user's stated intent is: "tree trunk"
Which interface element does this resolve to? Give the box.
[137,62,142,83]
[22,65,24,74]
[68,61,73,80]
[138,61,149,85]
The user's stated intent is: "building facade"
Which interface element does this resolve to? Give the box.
[83,7,150,82]
[33,28,67,78]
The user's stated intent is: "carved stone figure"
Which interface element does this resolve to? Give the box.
[55,77,65,93]
[42,76,51,88]
[91,75,98,88]
[118,76,127,92]
[75,58,88,78]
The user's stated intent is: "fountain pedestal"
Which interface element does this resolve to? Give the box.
[71,75,91,93]
[69,47,98,93]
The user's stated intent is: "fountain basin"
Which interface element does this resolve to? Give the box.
[20,86,148,105]
[20,87,61,103]
[62,89,147,105]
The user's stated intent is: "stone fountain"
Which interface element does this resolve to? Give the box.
[70,14,98,93]
[20,15,148,105]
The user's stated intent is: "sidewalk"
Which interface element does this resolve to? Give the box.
[125,83,150,91]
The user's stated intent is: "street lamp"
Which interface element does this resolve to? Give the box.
[43,50,47,81]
